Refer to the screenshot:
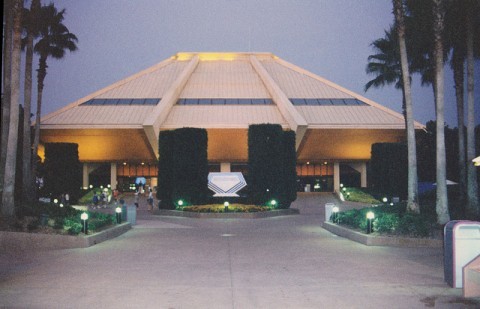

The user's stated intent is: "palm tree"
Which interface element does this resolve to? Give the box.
[367,5,420,213]
[445,1,467,207]
[465,0,479,218]
[432,0,450,224]
[1,0,14,196]
[1,0,23,216]
[21,0,41,205]
[392,0,420,213]
[31,3,78,185]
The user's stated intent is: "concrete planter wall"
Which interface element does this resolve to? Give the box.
[322,221,443,248]
[0,222,131,252]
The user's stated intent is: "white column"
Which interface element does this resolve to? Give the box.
[348,162,368,188]
[220,162,231,173]
[110,163,117,190]
[360,162,367,188]
[333,162,340,193]
[82,163,89,189]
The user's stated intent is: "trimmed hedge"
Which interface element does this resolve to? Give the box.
[369,143,408,199]
[43,143,82,203]
[248,124,297,208]
[157,128,209,209]
[157,130,175,209]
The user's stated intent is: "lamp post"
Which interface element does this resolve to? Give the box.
[332,206,339,223]
[366,211,375,234]
[270,199,277,208]
[224,201,229,212]
[115,206,122,224]
[382,197,388,205]
[81,212,89,234]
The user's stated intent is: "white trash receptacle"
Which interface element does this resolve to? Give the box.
[325,203,335,222]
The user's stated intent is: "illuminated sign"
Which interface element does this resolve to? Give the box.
[208,172,247,197]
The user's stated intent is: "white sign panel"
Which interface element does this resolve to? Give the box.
[208,172,247,197]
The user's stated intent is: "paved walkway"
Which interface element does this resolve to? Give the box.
[1,193,478,308]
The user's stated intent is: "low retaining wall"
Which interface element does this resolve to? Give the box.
[153,208,299,219]
[322,221,443,248]
[0,222,131,252]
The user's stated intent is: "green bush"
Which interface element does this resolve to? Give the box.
[335,204,436,238]
[369,143,408,199]
[158,130,175,209]
[43,143,82,204]
[248,124,297,208]
[158,128,209,209]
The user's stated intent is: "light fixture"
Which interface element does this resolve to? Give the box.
[107,184,111,188]
[59,203,64,208]
[141,162,145,165]
[123,162,127,165]
[53,199,58,204]
[81,212,88,234]
[270,200,277,207]
[115,206,122,224]
[324,161,328,165]
[390,202,394,206]
[366,211,375,234]
[332,206,339,223]
[89,184,93,189]
[224,201,229,212]
[177,200,184,206]
[306,161,310,165]
[340,183,344,188]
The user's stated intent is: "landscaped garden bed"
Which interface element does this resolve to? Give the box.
[181,204,271,213]
[1,201,116,236]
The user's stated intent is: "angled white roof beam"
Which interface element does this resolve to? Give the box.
[142,55,200,157]
[249,55,308,150]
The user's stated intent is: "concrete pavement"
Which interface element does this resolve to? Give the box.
[1,193,478,308]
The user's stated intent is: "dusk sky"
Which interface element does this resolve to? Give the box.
[34,0,480,126]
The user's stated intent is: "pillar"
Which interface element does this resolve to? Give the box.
[110,163,117,190]
[82,163,89,189]
[220,162,231,173]
[333,162,340,193]
[348,162,368,188]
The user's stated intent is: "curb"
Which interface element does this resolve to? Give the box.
[0,222,131,251]
[152,208,300,219]
[322,221,443,248]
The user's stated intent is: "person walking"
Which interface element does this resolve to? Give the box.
[147,189,154,211]
[134,190,139,208]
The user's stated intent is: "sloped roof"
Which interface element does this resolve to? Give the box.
[40,52,422,158]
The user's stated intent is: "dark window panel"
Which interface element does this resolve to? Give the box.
[198,98,211,105]
[211,98,225,105]
[238,99,251,105]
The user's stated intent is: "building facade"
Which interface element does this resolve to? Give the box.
[39,52,422,192]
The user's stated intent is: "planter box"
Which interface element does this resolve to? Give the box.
[153,208,299,219]
[322,221,443,248]
[0,222,131,251]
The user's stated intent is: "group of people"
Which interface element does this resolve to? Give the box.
[134,185,155,211]
[90,184,155,211]
[92,190,114,209]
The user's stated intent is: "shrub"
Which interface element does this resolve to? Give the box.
[369,143,408,199]
[248,124,297,208]
[158,128,209,209]
[335,204,436,237]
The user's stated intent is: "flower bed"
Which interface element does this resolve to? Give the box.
[181,204,271,213]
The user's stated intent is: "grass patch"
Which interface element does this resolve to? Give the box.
[181,204,271,213]
[341,187,381,204]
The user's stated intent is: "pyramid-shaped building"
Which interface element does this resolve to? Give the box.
[40,52,422,192]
